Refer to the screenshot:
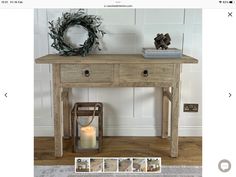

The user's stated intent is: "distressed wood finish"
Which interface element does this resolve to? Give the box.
[61,81,174,88]
[170,64,181,157]
[113,64,120,85]
[52,64,63,157]
[62,88,71,138]
[35,54,198,158]
[61,64,114,83]
[35,54,198,64]
[162,87,170,138]
[163,88,173,102]
[119,64,175,83]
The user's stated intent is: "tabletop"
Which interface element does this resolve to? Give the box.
[35,54,198,64]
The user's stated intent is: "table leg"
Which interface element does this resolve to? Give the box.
[53,64,63,157]
[170,82,180,157]
[162,87,169,138]
[62,88,71,138]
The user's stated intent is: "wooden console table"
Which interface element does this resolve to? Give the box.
[35,54,198,158]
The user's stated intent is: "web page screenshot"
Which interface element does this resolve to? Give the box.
[0,1,235,177]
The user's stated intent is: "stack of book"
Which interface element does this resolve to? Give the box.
[142,48,182,59]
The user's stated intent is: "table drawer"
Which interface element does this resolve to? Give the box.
[61,64,114,83]
[119,64,175,83]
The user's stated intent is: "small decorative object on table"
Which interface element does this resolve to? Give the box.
[143,33,182,58]
[154,33,171,50]
[48,9,105,56]
[71,102,103,152]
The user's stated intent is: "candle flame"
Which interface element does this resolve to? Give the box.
[81,126,95,132]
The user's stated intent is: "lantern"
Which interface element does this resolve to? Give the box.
[71,102,103,152]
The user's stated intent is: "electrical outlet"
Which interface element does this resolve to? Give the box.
[183,104,198,112]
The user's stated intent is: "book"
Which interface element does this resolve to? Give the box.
[142,48,182,58]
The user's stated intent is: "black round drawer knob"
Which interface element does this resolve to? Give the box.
[143,70,149,77]
[84,70,90,77]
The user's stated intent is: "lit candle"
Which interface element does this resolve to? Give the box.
[80,126,96,148]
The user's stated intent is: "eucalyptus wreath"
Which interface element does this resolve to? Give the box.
[48,10,105,56]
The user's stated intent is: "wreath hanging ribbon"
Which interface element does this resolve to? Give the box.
[49,10,105,57]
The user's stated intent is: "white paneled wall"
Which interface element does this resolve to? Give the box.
[34,9,202,136]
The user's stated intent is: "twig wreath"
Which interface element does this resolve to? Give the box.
[49,10,105,56]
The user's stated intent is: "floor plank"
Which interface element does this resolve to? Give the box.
[34,137,202,166]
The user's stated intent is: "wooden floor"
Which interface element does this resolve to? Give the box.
[34,136,202,166]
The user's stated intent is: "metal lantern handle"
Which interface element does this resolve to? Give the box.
[76,103,100,127]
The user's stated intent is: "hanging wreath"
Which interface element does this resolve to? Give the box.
[48,10,105,56]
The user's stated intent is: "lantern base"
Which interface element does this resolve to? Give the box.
[74,138,101,152]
